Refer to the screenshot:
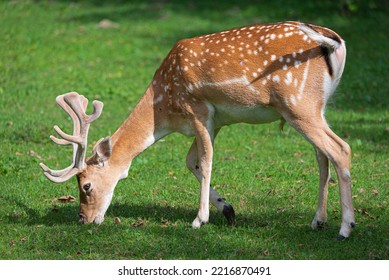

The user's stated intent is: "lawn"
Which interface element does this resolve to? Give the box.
[0,0,388,260]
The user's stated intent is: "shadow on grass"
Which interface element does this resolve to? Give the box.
[4,193,388,259]
[58,0,340,20]
[4,194,78,227]
[325,109,389,153]
[54,0,389,22]
[348,116,389,143]
[4,190,308,229]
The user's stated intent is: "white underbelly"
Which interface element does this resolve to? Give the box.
[173,103,282,137]
[213,103,282,127]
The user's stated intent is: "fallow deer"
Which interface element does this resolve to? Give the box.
[40,21,355,240]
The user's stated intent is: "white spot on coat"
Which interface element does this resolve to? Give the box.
[294,60,301,68]
[285,71,293,85]
[298,60,310,99]
[272,75,280,83]
[153,94,164,105]
[290,95,296,105]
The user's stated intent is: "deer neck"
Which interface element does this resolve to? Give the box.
[109,85,169,177]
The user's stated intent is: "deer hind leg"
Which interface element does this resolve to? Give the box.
[287,116,355,239]
[311,148,330,229]
[186,129,235,226]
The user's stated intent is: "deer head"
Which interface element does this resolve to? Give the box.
[40,92,118,224]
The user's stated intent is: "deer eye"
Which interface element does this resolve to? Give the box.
[83,183,92,192]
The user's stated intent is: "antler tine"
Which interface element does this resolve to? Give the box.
[39,162,75,178]
[87,100,104,123]
[53,125,84,145]
[40,92,103,183]
[49,134,72,146]
[39,163,80,183]
[49,93,85,146]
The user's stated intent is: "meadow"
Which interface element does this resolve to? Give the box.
[0,0,388,259]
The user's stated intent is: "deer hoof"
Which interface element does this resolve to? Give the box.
[311,217,327,230]
[192,217,206,229]
[316,220,326,229]
[223,204,236,226]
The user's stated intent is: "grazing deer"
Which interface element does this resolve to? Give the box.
[40,21,355,240]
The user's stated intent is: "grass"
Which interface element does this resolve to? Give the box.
[0,0,388,260]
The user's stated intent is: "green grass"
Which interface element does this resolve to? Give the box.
[0,0,388,260]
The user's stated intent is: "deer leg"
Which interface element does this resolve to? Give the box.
[327,129,356,240]
[311,148,330,229]
[190,117,215,228]
[288,116,355,239]
[186,130,235,225]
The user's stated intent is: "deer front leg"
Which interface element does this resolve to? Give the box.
[311,148,330,229]
[186,133,235,225]
[190,117,215,228]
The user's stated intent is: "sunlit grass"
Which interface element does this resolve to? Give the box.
[0,0,388,260]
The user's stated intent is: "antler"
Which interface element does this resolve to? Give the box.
[40,92,103,183]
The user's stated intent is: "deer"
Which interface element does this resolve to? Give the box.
[40,21,355,240]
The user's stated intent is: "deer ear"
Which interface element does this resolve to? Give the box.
[89,137,112,165]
